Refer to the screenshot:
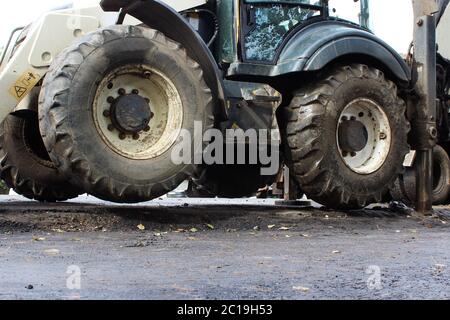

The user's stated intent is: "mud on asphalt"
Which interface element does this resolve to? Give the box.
[1,199,450,299]
[1,200,449,235]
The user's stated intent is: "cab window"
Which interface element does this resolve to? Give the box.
[243,0,322,62]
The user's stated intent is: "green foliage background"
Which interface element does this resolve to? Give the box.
[0,180,9,194]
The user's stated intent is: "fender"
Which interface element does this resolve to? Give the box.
[229,20,411,83]
[100,0,227,120]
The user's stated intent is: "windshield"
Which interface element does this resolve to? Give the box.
[245,0,322,5]
[242,0,368,62]
[243,1,323,62]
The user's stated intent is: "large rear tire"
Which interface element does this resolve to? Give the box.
[0,112,82,202]
[39,25,214,203]
[285,64,410,209]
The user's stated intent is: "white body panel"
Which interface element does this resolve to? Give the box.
[0,0,206,122]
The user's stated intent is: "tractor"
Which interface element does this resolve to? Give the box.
[0,0,446,210]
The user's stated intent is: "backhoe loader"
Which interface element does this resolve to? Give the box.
[0,0,447,210]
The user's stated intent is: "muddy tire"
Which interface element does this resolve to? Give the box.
[285,64,410,209]
[39,25,214,203]
[0,111,82,202]
[390,145,450,205]
[188,164,276,198]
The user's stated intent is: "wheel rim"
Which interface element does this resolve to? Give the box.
[336,98,392,175]
[93,64,183,160]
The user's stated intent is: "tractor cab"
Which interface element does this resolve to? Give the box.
[218,0,326,64]
[206,0,409,84]
[217,0,368,67]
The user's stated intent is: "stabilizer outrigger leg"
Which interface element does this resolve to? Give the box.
[411,0,445,214]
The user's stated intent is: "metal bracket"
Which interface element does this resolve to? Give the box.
[412,0,439,214]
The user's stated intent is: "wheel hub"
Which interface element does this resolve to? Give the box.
[92,64,183,160]
[336,98,392,175]
[109,93,153,134]
[338,119,368,153]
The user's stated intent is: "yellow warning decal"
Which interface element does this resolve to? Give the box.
[8,71,41,101]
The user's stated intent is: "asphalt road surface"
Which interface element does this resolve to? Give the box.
[0,195,450,300]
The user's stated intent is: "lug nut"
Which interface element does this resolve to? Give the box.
[144,71,152,78]
[144,126,151,132]
[119,133,126,140]
[150,112,155,119]
[107,124,115,132]
[342,151,348,158]
[132,89,139,95]
[133,133,140,140]
[380,132,387,140]
[118,88,126,96]
[341,116,348,122]
[103,110,111,117]
[351,152,357,157]
[145,98,150,104]
[107,96,115,104]
[350,116,356,121]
